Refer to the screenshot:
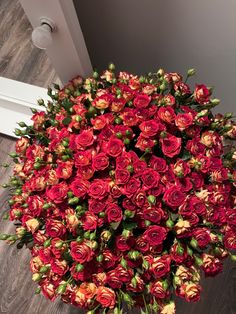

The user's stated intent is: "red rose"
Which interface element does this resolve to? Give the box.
[51,259,68,276]
[192,228,211,248]
[121,109,139,126]
[92,153,109,171]
[46,219,67,238]
[149,156,167,173]
[194,84,210,104]
[75,129,94,148]
[144,226,167,246]
[41,281,56,301]
[56,160,73,179]
[224,230,236,250]
[106,269,122,289]
[139,120,163,137]
[141,169,160,189]
[160,133,182,158]
[93,94,113,110]
[122,177,141,198]
[81,212,98,230]
[46,182,69,204]
[70,241,94,263]
[115,169,130,185]
[135,135,155,152]
[150,280,169,299]
[88,179,110,199]
[88,199,106,214]
[183,283,201,302]
[143,206,164,223]
[174,82,191,95]
[96,286,116,308]
[106,203,123,223]
[27,195,44,217]
[15,137,29,154]
[150,255,171,278]
[201,254,223,277]
[163,186,186,208]
[175,113,193,131]
[74,150,92,167]
[158,106,176,124]
[70,178,89,198]
[132,190,148,208]
[135,236,150,253]
[116,235,135,251]
[106,137,124,157]
[133,93,151,108]
[103,249,119,269]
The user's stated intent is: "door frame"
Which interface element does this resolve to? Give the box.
[0,0,92,137]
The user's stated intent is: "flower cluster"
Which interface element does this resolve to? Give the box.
[1,64,236,314]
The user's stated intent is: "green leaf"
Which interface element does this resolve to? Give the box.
[123,221,137,230]
[110,221,121,230]
[62,117,72,126]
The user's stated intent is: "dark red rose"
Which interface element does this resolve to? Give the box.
[150,280,169,299]
[105,203,122,223]
[46,219,66,238]
[88,179,110,199]
[201,254,223,277]
[70,178,90,198]
[224,230,236,250]
[192,228,211,248]
[71,262,93,281]
[149,156,167,173]
[121,109,139,126]
[116,236,135,251]
[163,186,186,208]
[144,225,168,246]
[143,206,164,223]
[160,133,182,158]
[150,255,171,278]
[92,153,109,171]
[103,249,119,269]
[81,212,98,230]
[70,241,94,263]
[122,177,141,198]
[132,190,148,208]
[141,169,160,189]
[115,169,130,185]
[46,182,68,204]
[106,137,124,157]
[174,81,191,95]
[135,236,150,253]
[194,84,210,104]
[88,199,106,214]
[106,269,122,289]
[133,93,151,108]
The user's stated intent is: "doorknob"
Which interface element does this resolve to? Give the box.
[31,17,56,50]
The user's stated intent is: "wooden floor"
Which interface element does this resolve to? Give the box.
[0,0,59,87]
[0,0,236,313]
[1,136,236,314]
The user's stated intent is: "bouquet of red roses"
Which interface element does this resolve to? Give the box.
[1,64,236,314]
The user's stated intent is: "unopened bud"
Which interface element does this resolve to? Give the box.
[187,68,196,77]
[147,195,156,205]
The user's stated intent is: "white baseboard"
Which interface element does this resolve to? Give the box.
[0,77,49,137]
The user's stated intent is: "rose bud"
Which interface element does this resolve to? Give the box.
[32,273,42,282]
[101,230,112,242]
[25,218,40,233]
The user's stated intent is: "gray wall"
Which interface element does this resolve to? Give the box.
[74,0,236,113]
